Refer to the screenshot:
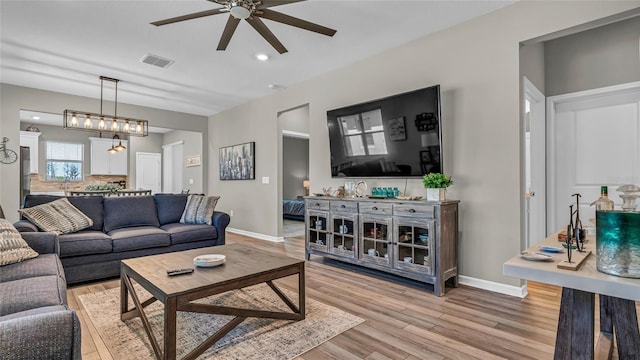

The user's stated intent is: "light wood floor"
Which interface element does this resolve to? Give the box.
[67,232,639,360]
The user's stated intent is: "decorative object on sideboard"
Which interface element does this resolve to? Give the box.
[422,172,452,201]
[617,184,640,212]
[63,76,149,138]
[596,210,640,278]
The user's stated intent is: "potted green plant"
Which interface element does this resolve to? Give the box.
[422,173,453,201]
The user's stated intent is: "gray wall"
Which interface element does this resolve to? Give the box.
[163,130,203,194]
[209,2,639,287]
[520,42,546,93]
[0,84,208,221]
[283,137,309,200]
[545,16,640,96]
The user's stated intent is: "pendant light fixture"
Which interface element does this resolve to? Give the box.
[63,76,149,137]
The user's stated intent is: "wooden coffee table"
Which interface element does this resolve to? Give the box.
[120,243,305,360]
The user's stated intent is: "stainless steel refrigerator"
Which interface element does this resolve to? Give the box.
[20,146,30,203]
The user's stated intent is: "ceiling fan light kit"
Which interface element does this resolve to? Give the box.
[151,0,337,54]
[63,76,149,139]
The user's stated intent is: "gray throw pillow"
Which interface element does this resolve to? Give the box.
[180,195,220,225]
[18,198,93,234]
[0,218,38,266]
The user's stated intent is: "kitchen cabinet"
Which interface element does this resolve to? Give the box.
[19,131,40,174]
[90,137,128,175]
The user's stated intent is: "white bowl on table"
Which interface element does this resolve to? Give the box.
[193,254,226,267]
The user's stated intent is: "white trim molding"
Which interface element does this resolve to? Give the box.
[226,228,285,243]
[282,130,310,139]
[459,275,528,298]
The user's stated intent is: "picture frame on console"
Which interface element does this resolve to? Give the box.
[219,141,255,180]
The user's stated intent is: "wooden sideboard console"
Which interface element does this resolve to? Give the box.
[304,196,459,296]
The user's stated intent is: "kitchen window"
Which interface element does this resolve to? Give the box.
[45,141,84,181]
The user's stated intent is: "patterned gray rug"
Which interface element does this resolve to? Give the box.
[79,283,363,360]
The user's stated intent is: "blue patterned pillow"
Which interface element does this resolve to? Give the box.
[180,195,220,225]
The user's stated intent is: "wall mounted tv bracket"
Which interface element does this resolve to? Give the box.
[415,113,438,132]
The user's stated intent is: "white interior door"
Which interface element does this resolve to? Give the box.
[548,83,640,233]
[523,77,546,247]
[136,152,161,194]
[162,141,184,193]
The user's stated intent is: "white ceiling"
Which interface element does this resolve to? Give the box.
[1,1,514,117]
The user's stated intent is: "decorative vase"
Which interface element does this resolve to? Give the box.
[426,188,446,202]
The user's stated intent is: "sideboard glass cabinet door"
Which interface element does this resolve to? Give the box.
[359,215,392,267]
[394,218,435,275]
[330,213,358,259]
[307,210,329,253]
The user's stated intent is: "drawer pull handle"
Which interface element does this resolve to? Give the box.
[340,204,346,208]
[372,207,378,210]
[315,203,320,206]
[409,209,416,213]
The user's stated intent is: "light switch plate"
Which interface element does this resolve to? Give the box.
[262,176,269,184]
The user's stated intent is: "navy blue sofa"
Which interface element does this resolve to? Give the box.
[14,194,230,284]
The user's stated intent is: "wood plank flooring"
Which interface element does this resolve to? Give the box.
[67,232,640,360]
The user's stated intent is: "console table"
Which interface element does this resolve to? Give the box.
[504,234,640,359]
[304,196,459,296]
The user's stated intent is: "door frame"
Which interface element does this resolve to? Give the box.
[546,81,640,232]
[522,76,546,248]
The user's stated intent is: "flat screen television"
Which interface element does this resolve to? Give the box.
[326,85,442,178]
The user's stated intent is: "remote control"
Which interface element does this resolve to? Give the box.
[167,268,194,276]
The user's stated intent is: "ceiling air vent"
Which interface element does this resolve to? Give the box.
[140,53,174,69]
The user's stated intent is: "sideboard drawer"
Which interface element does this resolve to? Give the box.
[393,203,434,218]
[330,201,358,213]
[306,199,330,211]
[359,202,393,215]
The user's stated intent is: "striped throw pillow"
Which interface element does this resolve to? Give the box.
[180,195,220,225]
[18,198,93,234]
[0,218,38,266]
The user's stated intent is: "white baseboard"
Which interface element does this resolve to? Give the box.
[226,228,284,243]
[459,275,527,298]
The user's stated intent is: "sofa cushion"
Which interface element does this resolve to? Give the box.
[103,196,160,232]
[66,196,105,231]
[180,194,220,225]
[58,231,112,258]
[161,223,218,245]
[154,193,189,225]
[0,275,67,316]
[0,254,63,283]
[18,198,93,234]
[108,226,170,253]
[0,219,39,266]
[0,305,69,322]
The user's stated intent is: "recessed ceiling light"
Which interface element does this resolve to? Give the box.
[32,116,40,120]
[256,53,269,61]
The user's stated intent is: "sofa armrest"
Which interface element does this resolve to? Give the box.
[0,310,81,360]
[13,220,38,232]
[212,211,231,244]
[20,232,59,255]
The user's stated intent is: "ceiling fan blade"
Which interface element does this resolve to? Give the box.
[151,8,227,26]
[256,8,336,37]
[217,16,241,51]
[257,0,306,9]
[246,17,287,54]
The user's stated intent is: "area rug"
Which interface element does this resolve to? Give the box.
[79,283,363,360]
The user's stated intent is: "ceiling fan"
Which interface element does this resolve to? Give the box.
[151,0,337,54]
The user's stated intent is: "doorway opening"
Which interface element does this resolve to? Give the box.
[277,104,310,239]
